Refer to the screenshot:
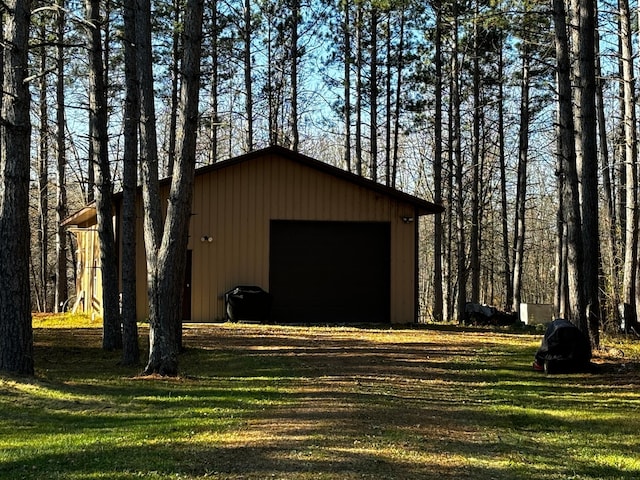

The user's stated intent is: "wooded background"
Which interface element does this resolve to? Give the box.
[1,0,637,374]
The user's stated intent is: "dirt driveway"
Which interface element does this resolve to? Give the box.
[26,321,640,479]
[174,323,632,480]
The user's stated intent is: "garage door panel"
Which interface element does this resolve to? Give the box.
[270,221,390,323]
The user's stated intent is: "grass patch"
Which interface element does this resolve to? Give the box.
[1,322,639,479]
[32,312,101,328]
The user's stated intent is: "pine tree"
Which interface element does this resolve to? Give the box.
[0,0,35,375]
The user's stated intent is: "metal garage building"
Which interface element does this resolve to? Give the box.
[64,146,443,324]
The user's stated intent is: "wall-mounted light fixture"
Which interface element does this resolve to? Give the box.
[200,235,213,243]
[401,216,414,224]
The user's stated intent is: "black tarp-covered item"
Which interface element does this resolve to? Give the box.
[225,286,272,322]
[533,318,592,373]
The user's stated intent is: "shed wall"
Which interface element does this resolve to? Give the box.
[69,228,102,318]
[133,153,419,323]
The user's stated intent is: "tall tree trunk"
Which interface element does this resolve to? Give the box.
[0,11,3,158]
[167,0,181,176]
[497,42,512,311]
[452,10,466,322]
[553,0,584,327]
[595,1,617,328]
[354,2,363,176]
[136,0,164,367]
[266,8,277,146]
[103,0,111,105]
[369,6,378,182]
[243,0,253,152]
[444,53,455,322]
[209,0,219,164]
[469,7,481,304]
[554,199,568,318]
[38,31,50,312]
[289,0,299,151]
[55,0,68,313]
[86,114,95,203]
[619,0,638,334]
[432,2,443,322]
[121,0,140,366]
[615,26,625,256]
[575,0,599,345]
[144,0,204,376]
[391,7,404,190]
[0,0,34,375]
[136,0,162,242]
[86,0,121,350]
[342,0,352,172]
[512,49,530,317]
[384,9,391,187]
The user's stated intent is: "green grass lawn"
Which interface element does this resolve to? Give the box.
[1,320,639,479]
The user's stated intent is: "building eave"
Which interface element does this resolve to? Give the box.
[61,205,97,227]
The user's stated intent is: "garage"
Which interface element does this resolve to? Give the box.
[269,220,391,324]
[66,146,443,324]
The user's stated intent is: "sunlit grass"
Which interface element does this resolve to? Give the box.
[32,312,101,328]
[1,320,639,479]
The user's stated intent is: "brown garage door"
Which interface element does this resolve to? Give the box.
[269,220,390,323]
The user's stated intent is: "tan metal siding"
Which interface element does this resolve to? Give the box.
[135,152,418,323]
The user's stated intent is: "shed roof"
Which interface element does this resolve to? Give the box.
[61,205,98,227]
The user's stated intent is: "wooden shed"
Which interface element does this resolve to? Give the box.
[64,146,443,324]
[61,206,103,318]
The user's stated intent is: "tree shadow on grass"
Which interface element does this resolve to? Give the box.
[5,325,638,480]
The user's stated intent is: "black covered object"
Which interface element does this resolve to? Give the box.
[225,286,272,322]
[534,318,592,373]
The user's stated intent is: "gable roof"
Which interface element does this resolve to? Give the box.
[184,145,444,216]
[62,146,443,226]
